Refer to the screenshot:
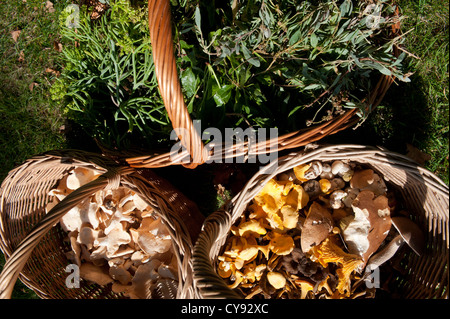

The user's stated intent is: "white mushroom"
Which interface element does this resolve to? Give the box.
[320,163,333,179]
[66,167,99,190]
[97,223,132,258]
[329,190,348,209]
[303,161,323,180]
[79,199,99,229]
[104,209,135,235]
[331,160,351,176]
[60,206,82,232]
[135,218,172,255]
[133,194,150,212]
[343,187,360,208]
[78,226,100,250]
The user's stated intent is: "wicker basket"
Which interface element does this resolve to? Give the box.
[193,144,449,299]
[125,0,400,169]
[0,150,204,299]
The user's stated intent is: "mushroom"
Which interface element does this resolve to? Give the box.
[300,202,333,253]
[312,237,363,297]
[135,217,172,255]
[303,161,323,180]
[340,190,392,271]
[80,263,114,286]
[269,232,295,256]
[78,226,100,250]
[329,190,347,209]
[109,265,133,285]
[319,179,332,193]
[294,279,315,299]
[97,223,132,258]
[79,199,99,230]
[320,164,333,179]
[365,216,425,272]
[293,163,312,182]
[303,180,321,197]
[267,271,286,289]
[237,219,267,237]
[60,206,82,232]
[350,169,387,196]
[331,161,350,176]
[66,167,99,190]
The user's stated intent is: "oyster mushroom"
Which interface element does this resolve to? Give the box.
[66,167,99,190]
[80,263,114,286]
[300,202,333,253]
[365,216,425,272]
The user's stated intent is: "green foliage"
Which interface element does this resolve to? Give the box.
[173,0,410,134]
[52,0,170,150]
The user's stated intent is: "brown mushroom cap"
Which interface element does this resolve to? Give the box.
[391,216,425,256]
[301,202,333,253]
[350,190,392,264]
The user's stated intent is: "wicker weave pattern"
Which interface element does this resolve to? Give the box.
[125,0,398,169]
[0,150,202,299]
[193,144,449,299]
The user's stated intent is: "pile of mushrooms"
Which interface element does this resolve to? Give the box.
[217,160,425,299]
[46,167,179,299]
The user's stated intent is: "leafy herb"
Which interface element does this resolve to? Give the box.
[174,0,410,134]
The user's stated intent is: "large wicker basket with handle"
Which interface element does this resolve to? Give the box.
[125,0,401,169]
[0,150,204,299]
[193,144,449,299]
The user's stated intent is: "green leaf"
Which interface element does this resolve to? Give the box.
[194,6,201,30]
[310,33,318,48]
[213,84,233,106]
[181,68,199,98]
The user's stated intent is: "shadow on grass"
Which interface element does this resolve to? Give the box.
[326,73,433,156]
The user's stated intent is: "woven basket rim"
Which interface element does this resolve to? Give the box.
[193,143,450,299]
[0,150,201,299]
[124,0,401,169]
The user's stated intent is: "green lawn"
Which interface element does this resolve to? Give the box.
[0,0,448,298]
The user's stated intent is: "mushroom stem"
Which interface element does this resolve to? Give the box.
[365,234,403,272]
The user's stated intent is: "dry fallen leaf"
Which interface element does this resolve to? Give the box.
[18,50,25,62]
[45,1,55,13]
[29,82,39,91]
[11,30,21,43]
[53,40,62,52]
[45,67,60,77]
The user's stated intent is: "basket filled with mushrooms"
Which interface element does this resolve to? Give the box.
[0,150,204,299]
[193,144,449,299]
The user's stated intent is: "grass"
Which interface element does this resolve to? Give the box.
[0,0,448,299]
[0,0,70,182]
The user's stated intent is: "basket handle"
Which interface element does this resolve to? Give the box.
[0,170,127,299]
[141,0,399,169]
[148,0,206,169]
